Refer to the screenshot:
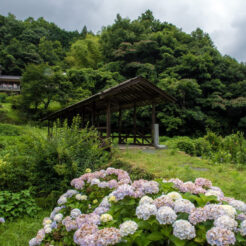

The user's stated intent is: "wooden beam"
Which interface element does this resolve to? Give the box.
[152,103,156,144]
[133,104,136,144]
[99,77,141,100]
[118,108,122,144]
[106,102,111,138]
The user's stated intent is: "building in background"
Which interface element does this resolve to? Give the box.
[0,66,21,94]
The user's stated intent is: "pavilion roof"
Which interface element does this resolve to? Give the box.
[43,76,176,121]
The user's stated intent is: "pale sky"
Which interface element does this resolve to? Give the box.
[1,0,246,62]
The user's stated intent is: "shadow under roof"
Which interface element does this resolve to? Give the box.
[43,76,176,121]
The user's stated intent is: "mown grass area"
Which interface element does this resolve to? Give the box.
[0,209,49,246]
[117,148,246,202]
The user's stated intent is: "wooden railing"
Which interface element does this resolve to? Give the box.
[96,126,152,145]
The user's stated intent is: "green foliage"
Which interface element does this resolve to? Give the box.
[176,139,196,156]
[175,137,211,156]
[66,35,102,69]
[0,13,80,75]
[2,11,246,135]
[207,132,246,165]
[66,67,124,95]
[0,117,110,197]
[170,131,246,165]
[0,123,22,136]
[0,93,7,103]
[0,190,39,220]
[20,63,71,118]
[0,209,49,246]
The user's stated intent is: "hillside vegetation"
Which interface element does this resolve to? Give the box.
[0,11,246,135]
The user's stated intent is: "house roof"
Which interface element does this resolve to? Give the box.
[42,76,176,121]
[0,75,21,82]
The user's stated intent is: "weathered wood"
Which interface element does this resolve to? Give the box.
[133,104,136,144]
[152,103,156,143]
[118,108,122,144]
[42,77,175,121]
[42,77,176,146]
[106,102,111,138]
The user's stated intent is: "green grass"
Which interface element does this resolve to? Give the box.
[118,148,246,201]
[0,210,49,246]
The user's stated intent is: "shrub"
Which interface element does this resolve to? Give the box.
[29,168,246,246]
[176,138,196,155]
[222,132,246,164]
[193,137,211,156]
[0,190,39,220]
[171,132,246,165]
[0,117,111,197]
[204,131,222,152]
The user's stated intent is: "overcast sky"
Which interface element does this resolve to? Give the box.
[1,0,246,62]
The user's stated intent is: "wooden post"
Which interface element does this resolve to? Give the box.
[118,108,122,144]
[133,104,137,144]
[106,102,111,138]
[152,103,156,144]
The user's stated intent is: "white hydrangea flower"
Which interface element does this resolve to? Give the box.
[44,224,52,234]
[57,196,67,205]
[54,213,63,222]
[173,220,196,240]
[119,220,138,237]
[91,178,100,185]
[156,206,177,225]
[229,200,246,213]
[220,205,237,218]
[42,217,52,226]
[174,199,195,214]
[136,203,157,220]
[71,208,81,218]
[167,192,182,201]
[100,196,110,208]
[75,194,87,201]
[108,195,117,202]
[29,238,39,246]
[240,220,246,236]
[205,190,223,200]
[139,196,154,205]
[214,215,238,231]
[206,227,236,246]
[100,213,113,223]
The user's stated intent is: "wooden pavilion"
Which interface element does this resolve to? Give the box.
[43,77,175,145]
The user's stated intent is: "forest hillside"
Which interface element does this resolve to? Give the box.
[1,11,246,136]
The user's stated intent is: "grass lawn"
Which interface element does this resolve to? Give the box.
[117,148,246,202]
[0,210,49,246]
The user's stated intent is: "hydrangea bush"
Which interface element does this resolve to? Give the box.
[30,168,246,246]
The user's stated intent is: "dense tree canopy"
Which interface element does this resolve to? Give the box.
[1,11,246,135]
